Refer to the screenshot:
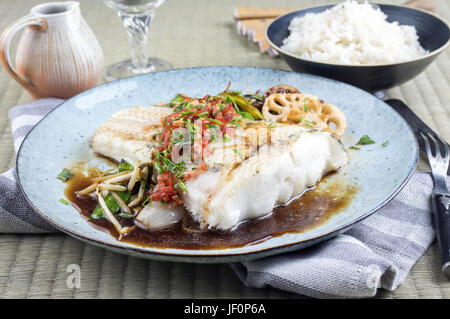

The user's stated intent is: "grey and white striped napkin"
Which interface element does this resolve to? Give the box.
[1,98,62,233]
[0,99,441,298]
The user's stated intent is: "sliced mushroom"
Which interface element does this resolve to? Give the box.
[264,84,301,98]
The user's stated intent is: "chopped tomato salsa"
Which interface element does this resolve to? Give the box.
[147,94,243,206]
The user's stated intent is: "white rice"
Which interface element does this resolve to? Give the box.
[280,0,428,65]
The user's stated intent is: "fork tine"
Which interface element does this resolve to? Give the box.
[428,132,440,157]
[420,131,449,194]
[435,134,449,159]
[420,132,433,158]
[426,131,450,159]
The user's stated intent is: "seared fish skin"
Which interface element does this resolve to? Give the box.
[89,106,171,164]
[90,105,348,231]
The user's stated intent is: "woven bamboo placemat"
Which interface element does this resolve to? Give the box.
[0,0,449,299]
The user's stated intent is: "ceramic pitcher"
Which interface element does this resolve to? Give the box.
[0,1,104,99]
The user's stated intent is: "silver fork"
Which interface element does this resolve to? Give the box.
[420,131,450,278]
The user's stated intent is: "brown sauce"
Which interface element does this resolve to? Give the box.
[64,168,357,250]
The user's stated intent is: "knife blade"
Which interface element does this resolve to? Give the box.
[385,98,450,176]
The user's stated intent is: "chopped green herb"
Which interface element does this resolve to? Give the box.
[57,168,73,182]
[174,181,188,192]
[171,133,183,144]
[155,151,186,179]
[196,111,209,118]
[223,95,237,110]
[213,104,225,117]
[357,135,375,145]
[118,161,134,172]
[142,196,153,207]
[206,123,220,129]
[210,129,217,142]
[223,133,231,142]
[244,94,264,102]
[238,111,255,121]
[186,122,198,137]
[304,102,308,113]
[133,148,144,154]
[381,140,389,147]
[268,122,277,128]
[118,212,134,219]
[349,146,361,150]
[89,191,131,220]
[233,148,244,159]
[211,119,224,126]
[221,92,264,120]
[303,120,315,128]
[154,159,165,175]
[89,209,103,220]
[173,103,184,112]
[171,94,185,103]
[59,198,69,205]
[229,115,243,126]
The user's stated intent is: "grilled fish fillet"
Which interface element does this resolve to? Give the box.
[89,106,171,165]
[90,106,348,231]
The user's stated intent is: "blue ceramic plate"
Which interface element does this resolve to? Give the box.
[17,66,418,263]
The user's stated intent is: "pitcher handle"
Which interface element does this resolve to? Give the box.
[0,14,48,99]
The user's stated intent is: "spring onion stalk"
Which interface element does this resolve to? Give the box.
[127,162,141,191]
[96,189,124,234]
[103,172,133,184]
[220,92,263,120]
[110,191,131,214]
[118,161,134,172]
[90,191,131,220]
[99,184,128,192]
[76,182,98,196]
[129,182,145,207]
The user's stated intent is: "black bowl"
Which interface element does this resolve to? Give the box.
[266,4,450,93]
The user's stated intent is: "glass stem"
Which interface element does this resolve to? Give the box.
[118,12,155,73]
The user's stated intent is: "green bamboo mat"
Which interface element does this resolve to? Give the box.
[0,0,449,298]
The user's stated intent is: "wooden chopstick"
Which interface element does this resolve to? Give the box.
[404,0,436,12]
[233,6,294,20]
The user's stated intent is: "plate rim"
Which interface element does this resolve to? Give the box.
[15,65,419,263]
